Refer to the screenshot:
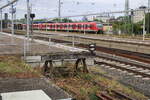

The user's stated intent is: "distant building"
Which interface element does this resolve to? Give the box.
[82,16,88,22]
[133,6,147,23]
[86,15,114,23]
[86,16,96,21]
[94,15,114,23]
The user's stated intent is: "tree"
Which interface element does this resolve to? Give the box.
[51,18,73,23]
[17,18,26,24]
[62,18,73,22]
[112,19,143,35]
[93,19,103,23]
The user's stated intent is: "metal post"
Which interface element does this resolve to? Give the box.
[72,35,75,47]
[108,14,110,34]
[49,37,51,49]
[26,0,30,51]
[23,37,26,60]
[58,0,61,22]
[148,0,150,8]
[84,24,86,35]
[0,9,2,32]
[46,24,48,31]
[67,18,69,32]
[143,11,146,41]
[11,4,14,43]
[55,23,57,32]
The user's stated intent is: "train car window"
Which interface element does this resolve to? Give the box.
[64,25,67,28]
[88,24,91,27]
[78,24,81,28]
[89,25,93,28]
[81,25,83,28]
[97,24,103,28]
[85,25,88,28]
[73,25,76,28]
[60,25,63,28]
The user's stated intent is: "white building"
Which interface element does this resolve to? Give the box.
[86,15,114,23]
[133,6,147,23]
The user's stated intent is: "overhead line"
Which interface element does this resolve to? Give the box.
[0,0,18,9]
[51,8,150,19]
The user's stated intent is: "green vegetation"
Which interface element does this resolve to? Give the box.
[54,64,148,100]
[145,13,150,34]
[112,14,150,35]
[0,56,40,78]
[51,18,73,23]
[112,19,143,35]
[93,19,103,23]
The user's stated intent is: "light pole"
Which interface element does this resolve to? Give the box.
[24,0,31,60]
[58,0,61,22]
[143,11,146,41]
[26,0,30,51]
[148,0,150,8]
[11,4,15,43]
[148,0,150,34]
[0,9,2,32]
[131,9,134,35]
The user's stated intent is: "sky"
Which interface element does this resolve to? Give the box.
[0,0,149,19]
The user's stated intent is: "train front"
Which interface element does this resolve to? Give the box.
[96,23,103,33]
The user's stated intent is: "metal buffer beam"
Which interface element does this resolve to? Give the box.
[42,52,95,75]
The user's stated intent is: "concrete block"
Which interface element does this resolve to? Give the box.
[1,90,51,100]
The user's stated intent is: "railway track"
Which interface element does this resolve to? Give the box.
[2,30,150,99]
[2,30,150,76]
[79,73,136,100]
[95,58,150,78]
[2,29,150,63]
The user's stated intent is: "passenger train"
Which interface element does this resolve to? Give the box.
[16,22,104,34]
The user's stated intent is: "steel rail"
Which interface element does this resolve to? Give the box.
[95,61,150,78]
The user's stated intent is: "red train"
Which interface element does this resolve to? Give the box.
[23,22,103,33]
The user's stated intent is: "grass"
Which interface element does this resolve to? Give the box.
[0,56,40,78]
[0,62,24,74]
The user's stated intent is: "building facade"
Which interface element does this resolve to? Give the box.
[133,6,147,23]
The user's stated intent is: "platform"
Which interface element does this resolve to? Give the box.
[1,90,51,100]
[34,31,150,54]
[0,78,71,100]
[0,32,86,55]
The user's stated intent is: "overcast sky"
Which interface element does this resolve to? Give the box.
[0,0,148,19]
